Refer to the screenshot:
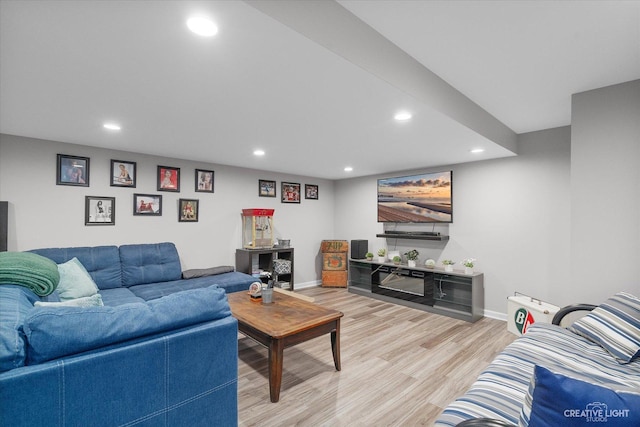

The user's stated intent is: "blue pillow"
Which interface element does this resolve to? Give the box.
[520,365,640,426]
[0,286,39,372]
[23,285,229,364]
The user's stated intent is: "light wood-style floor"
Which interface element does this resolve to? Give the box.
[238,287,515,426]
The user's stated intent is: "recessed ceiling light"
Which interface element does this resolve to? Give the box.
[187,16,218,37]
[253,149,265,156]
[103,123,121,131]
[394,111,412,121]
[470,148,485,154]
[344,166,353,172]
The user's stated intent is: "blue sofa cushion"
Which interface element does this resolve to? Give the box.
[23,285,231,364]
[0,286,38,372]
[98,287,145,306]
[208,271,256,293]
[119,242,182,287]
[129,272,256,300]
[30,246,122,289]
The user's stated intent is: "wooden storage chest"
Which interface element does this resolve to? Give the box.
[321,240,348,287]
[320,240,349,253]
[322,270,348,288]
[322,253,347,271]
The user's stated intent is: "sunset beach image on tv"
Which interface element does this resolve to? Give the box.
[377,171,452,223]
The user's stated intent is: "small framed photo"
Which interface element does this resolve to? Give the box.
[85,196,115,225]
[195,169,214,193]
[259,179,276,197]
[281,182,301,204]
[110,160,136,187]
[133,193,162,216]
[57,154,89,186]
[157,166,180,192]
[305,184,319,200]
[179,199,199,222]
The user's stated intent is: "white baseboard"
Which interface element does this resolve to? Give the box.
[294,280,321,289]
[484,309,507,322]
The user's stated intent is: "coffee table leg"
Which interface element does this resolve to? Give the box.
[268,338,284,402]
[331,319,341,371]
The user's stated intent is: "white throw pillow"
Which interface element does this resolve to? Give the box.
[56,257,99,300]
[35,294,103,307]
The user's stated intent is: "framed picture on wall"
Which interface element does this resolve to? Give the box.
[179,199,199,222]
[259,179,276,197]
[85,196,115,225]
[110,160,136,187]
[133,193,162,216]
[57,154,89,187]
[195,169,214,193]
[305,184,319,200]
[281,182,301,204]
[157,166,180,192]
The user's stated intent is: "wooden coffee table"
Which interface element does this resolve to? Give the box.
[227,290,343,402]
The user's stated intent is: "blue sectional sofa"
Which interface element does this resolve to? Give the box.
[0,242,256,427]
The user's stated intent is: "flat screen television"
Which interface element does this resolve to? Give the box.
[377,171,452,223]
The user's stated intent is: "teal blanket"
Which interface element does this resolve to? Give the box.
[0,252,60,296]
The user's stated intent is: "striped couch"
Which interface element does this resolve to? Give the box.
[435,292,640,426]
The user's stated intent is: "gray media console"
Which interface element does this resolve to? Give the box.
[348,259,484,322]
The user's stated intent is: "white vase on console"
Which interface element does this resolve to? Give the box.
[408,260,417,268]
[442,260,455,272]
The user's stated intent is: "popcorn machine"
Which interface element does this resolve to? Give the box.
[242,208,274,249]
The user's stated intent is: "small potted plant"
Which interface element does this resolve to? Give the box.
[365,252,374,261]
[461,258,476,275]
[442,259,455,272]
[377,248,386,263]
[392,255,402,265]
[404,249,419,267]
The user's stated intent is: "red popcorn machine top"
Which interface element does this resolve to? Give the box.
[241,208,275,249]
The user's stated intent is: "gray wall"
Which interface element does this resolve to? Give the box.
[334,79,640,316]
[569,80,640,303]
[335,126,572,317]
[0,134,335,286]
[2,80,638,316]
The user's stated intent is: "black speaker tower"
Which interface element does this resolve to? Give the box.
[0,202,7,252]
[350,239,368,259]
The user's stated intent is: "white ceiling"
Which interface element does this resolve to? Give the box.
[1,1,638,180]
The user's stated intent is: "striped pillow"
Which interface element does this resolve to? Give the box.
[569,292,640,364]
